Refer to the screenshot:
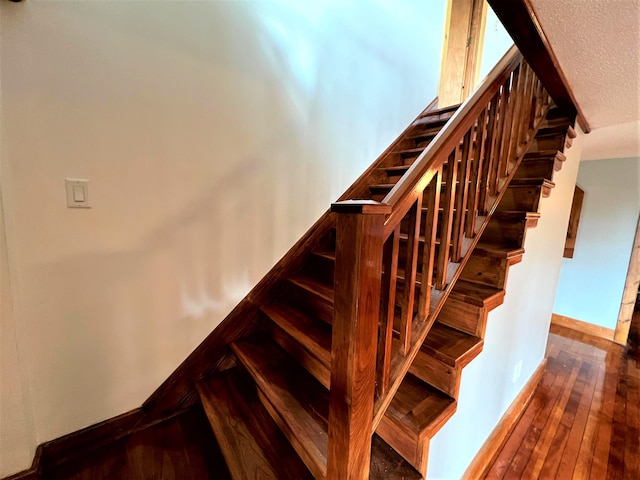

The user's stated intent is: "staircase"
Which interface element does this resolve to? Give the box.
[147,46,577,479]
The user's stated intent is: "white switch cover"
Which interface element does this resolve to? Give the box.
[65,179,91,208]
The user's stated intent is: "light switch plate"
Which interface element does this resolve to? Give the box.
[65,178,91,208]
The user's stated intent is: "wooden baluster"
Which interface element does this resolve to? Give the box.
[451,129,473,261]
[418,170,441,318]
[377,226,399,397]
[497,65,520,180]
[512,62,532,158]
[529,76,543,130]
[328,201,390,480]
[506,62,527,174]
[466,108,487,237]
[489,77,511,196]
[533,78,545,126]
[479,93,500,213]
[538,82,549,124]
[528,69,543,131]
[530,74,540,127]
[398,196,422,355]
[435,149,458,290]
[516,63,535,154]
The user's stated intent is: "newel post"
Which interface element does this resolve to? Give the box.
[327,200,391,479]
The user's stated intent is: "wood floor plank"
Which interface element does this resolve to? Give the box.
[538,360,591,479]
[554,359,602,479]
[624,355,640,479]
[517,355,582,479]
[483,370,556,479]
[484,315,639,480]
[490,359,572,479]
[588,347,623,480]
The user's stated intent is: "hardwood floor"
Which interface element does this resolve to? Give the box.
[485,310,640,479]
[44,407,231,480]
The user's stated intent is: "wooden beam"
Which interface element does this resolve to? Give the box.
[563,185,585,258]
[439,0,489,107]
[614,214,640,345]
[327,204,387,479]
[487,0,591,133]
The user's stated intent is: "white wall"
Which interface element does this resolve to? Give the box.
[479,5,513,81]
[1,6,38,466]
[0,0,445,474]
[553,157,640,330]
[427,130,584,480]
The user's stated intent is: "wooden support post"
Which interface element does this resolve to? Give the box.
[328,200,390,480]
[439,0,489,107]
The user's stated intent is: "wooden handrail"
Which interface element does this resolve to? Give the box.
[328,45,553,479]
[380,46,522,236]
[487,0,590,133]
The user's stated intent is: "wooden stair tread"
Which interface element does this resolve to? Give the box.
[449,279,505,307]
[231,337,330,479]
[473,242,525,259]
[289,276,334,304]
[509,177,555,188]
[524,149,566,162]
[232,336,424,479]
[262,303,332,368]
[491,210,541,221]
[534,124,573,137]
[407,127,441,139]
[421,321,482,367]
[384,373,456,439]
[393,146,426,156]
[383,165,411,175]
[197,369,313,480]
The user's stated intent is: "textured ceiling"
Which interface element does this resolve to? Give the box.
[528,0,640,162]
[530,0,640,130]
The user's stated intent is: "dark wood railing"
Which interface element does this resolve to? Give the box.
[327,45,552,478]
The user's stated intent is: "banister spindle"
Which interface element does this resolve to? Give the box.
[418,169,442,317]
[451,129,473,262]
[466,108,487,237]
[328,200,390,480]
[489,77,511,196]
[497,66,519,179]
[479,92,500,213]
[398,196,423,355]
[377,226,400,396]
[435,150,458,290]
[505,62,526,174]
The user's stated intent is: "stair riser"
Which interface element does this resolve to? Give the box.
[376,418,428,477]
[482,218,529,248]
[458,255,512,289]
[304,254,335,286]
[528,134,567,153]
[514,159,558,180]
[269,323,331,389]
[409,353,458,398]
[438,300,490,338]
[283,282,334,325]
[497,186,543,212]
